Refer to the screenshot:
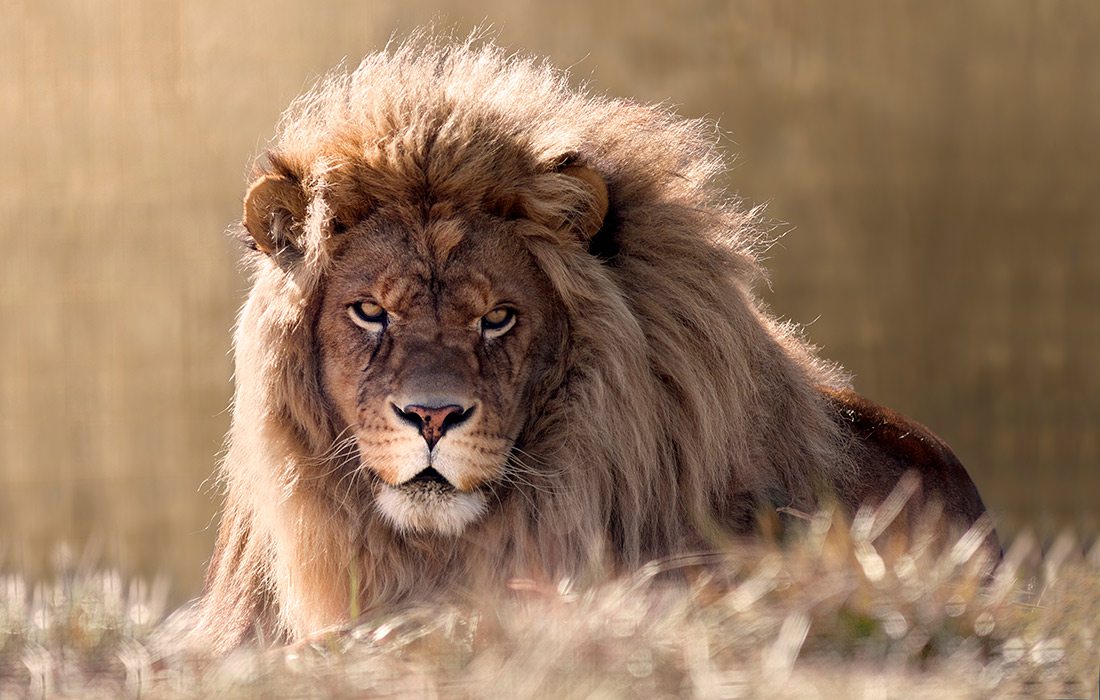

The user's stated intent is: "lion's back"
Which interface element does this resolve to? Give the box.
[821,387,999,555]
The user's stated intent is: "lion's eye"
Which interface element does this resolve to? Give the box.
[480,307,517,338]
[348,301,388,330]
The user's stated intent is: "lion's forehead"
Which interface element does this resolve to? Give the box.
[327,218,540,317]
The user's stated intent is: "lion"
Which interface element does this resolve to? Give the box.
[195,37,997,652]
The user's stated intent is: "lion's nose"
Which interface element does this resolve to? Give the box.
[393,402,475,449]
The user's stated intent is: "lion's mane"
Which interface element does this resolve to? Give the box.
[197,36,861,650]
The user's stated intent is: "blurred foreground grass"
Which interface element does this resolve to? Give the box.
[2,505,1097,699]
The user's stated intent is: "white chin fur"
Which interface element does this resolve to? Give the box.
[375,485,487,536]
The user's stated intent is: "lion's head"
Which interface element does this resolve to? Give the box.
[241,137,612,537]
[263,164,604,536]
[199,35,860,650]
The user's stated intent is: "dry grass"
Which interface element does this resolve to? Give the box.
[2,504,1097,699]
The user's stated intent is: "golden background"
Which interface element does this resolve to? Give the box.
[3,1,1097,600]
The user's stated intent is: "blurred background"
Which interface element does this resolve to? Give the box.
[2,0,1097,601]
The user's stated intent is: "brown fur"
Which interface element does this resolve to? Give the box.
[821,388,995,540]
[195,35,995,652]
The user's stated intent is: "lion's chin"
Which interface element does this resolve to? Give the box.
[374,483,488,537]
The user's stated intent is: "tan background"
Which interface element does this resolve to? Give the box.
[2,1,1097,600]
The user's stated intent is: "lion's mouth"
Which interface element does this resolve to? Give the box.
[404,466,453,489]
[374,466,488,536]
[394,466,460,501]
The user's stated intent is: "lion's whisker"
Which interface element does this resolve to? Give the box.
[299,435,362,481]
[502,455,574,499]
[497,469,542,513]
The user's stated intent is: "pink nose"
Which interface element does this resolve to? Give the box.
[394,403,473,449]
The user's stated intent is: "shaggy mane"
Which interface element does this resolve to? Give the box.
[198,35,860,651]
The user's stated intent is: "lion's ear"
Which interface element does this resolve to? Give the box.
[492,161,608,242]
[242,174,308,255]
[559,164,609,242]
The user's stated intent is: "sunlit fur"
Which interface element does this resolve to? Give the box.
[196,35,865,652]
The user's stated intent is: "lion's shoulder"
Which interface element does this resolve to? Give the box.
[820,387,993,539]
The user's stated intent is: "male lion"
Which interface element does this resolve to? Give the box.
[197,38,996,651]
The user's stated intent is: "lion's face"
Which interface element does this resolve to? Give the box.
[316,212,568,536]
